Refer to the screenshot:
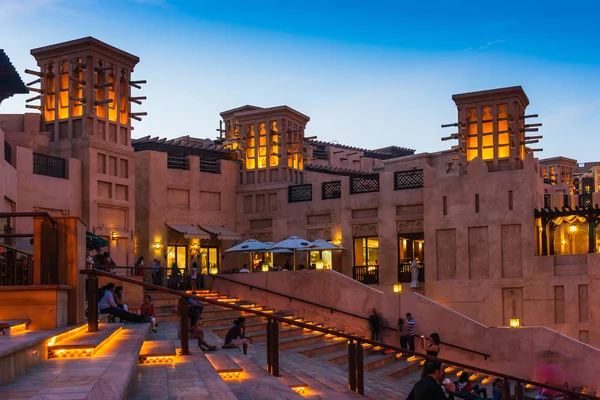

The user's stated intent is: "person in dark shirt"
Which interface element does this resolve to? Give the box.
[368,308,382,342]
[406,361,456,400]
[223,317,253,358]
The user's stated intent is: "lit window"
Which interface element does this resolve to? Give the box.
[246,124,256,169]
[58,62,69,120]
[44,64,56,122]
[466,108,478,161]
[258,122,267,169]
[119,69,128,125]
[270,121,279,167]
[354,237,379,269]
[481,106,493,160]
[95,60,107,119]
[497,104,510,159]
[108,66,117,122]
[72,59,84,118]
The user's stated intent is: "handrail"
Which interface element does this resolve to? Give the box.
[80,269,600,400]
[210,274,491,360]
[0,243,34,257]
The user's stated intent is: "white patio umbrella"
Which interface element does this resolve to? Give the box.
[224,239,272,271]
[263,242,293,254]
[223,239,270,253]
[268,236,315,270]
[302,239,344,251]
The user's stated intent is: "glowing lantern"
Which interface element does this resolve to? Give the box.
[262,263,269,272]
[509,317,520,328]
[393,282,402,293]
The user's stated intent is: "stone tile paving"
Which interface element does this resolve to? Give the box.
[0,324,148,400]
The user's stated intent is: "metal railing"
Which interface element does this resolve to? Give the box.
[33,153,66,179]
[397,262,425,284]
[0,243,33,286]
[211,274,489,360]
[80,269,600,399]
[4,139,11,164]
[352,265,379,285]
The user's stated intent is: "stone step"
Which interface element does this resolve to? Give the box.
[278,369,309,395]
[138,339,176,364]
[47,323,124,358]
[210,321,266,336]
[247,326,307,343]
[0,319,31,335]
[205,352,244,380]
[372,358,420,380]
[279,332,328,350]
[196,313,265,327]
[295,339,349,358]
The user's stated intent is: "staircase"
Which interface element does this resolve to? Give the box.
[1,286,596,399]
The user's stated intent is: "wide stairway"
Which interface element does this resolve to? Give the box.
[1,287,594,399]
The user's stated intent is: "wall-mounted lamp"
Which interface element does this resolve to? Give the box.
[154,241,162,250]
[569,225,577,232]
[333,239,342,246]
[192,243,199,251]
[393,282,403,293]
[509,317,521,328]
[111,232,118,241]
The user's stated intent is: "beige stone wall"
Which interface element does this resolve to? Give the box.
[135,150,238,273]
[209,270,600,392]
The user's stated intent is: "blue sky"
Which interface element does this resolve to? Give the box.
[1,0,599,161]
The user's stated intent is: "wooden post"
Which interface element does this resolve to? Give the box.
[355,341,364,395]
[87,272,98,332]
[272,320,279,377]
[266,319,273,374]
[180,298,190,355]
[347,339,356,392]
[514,381,523,400]
[502,379,511,400]
[541,217,548,256]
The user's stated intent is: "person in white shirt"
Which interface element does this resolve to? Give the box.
[239,264,250,273]
[98,282,144,323]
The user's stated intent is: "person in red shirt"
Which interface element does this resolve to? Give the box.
[140,295,157,332]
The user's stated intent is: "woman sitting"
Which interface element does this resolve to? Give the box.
[98,283,145,323]
[140,295,157,332]
[458,372,488,399]
[222,317,253,358]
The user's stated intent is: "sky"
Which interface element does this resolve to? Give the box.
[1,0,599,161]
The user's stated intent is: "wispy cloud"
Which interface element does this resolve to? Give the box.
[0,0,63,19]
[464,39,505,52]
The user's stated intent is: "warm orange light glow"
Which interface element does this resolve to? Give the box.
[95,61,107,118]
[258,122,267,169]
[119,70,128,125]
[569,225,577,232]
[270,121,279,167]
[72,60,83,117]
[246,124,256,169]
[108,71,117,122]
[393,282,402,293]
[8,323,27,334]
[58,62,69,120]
[139,356,174,364]
[509,317,520,328]
[44,65,56,122]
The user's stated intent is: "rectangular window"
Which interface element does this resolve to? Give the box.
[309,250,333,270]
[269,121,279,167]
[97,153,106,174]
[443,196,447,215]
[44,64,56,122]
[120,159,128,178]
[258,122,267,169]
[95,60,107,119]
[508,190,513,210]
[475,194,480,213]
[198,247,219,275]
[108,68,117,122]
[109,156,117,176]
[58,62,69,120]
[166,245,187,276]
[246,124,256,170]
[71,59,83,117]
[466,108,478,161]
[353,237,379,269]
[119,70,129,125]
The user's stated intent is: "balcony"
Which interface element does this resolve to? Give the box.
[350,174,379,195]
[288,184,312,203]
[352,265,379,285]
[397,261,425,284]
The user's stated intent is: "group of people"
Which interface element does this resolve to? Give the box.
[97,282,158,332]
[177,292,255,357]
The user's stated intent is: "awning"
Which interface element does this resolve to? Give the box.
[198,225,242,240]
[166,223,210,239]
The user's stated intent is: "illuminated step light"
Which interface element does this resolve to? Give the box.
[525,384,535,390]
[48,326,122,359]
[8,323,28,334]
[291,386,306,394]
[444,366,456,373]
[469,373,480,381]
[219,371,241,380]
[372,346,384,351]
[419,360,426,366]
[284,315,295,319]
[481,377,492,385]
[262,309,275,313]
[217,298,239,303]
[395,353,404,359]
[139,356,174,364]
[406,356,419,362]
[240,304,257,308]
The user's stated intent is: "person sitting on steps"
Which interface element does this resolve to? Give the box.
[222,317,253,358]
[98,282,146,323]
[190,320,218,352]
[140,295,158,332]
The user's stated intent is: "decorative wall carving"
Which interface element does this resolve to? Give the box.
[250,232,272,242]
[397,220,423,233]
[307,228,331,241]
[352,223,378,237]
